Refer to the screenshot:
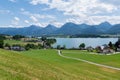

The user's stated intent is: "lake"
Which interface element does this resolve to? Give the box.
[53,38,118,48]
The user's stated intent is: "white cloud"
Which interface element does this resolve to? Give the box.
[65,15,120,25]
[24,20,29,24]
[9,0,17,2]
[11,17,20,27]
[30,0,120,25]
[50,20,63,27]
[30,0,117,15]
[29,16,43,26]
[21,9,55,19]
[30,0,50,5]
[20,8,56,27]
[90,16,120,25]
[14,17,20,21]
[30,16,38,22]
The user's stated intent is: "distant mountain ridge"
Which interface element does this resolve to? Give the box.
[0,22,120,36]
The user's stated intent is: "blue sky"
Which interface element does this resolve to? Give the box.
[0,0,120,27]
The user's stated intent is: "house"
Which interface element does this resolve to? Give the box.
[117,48,120,52]
[95,45,114,54]
[95,46,103,53]
[102,48,114,54]
[86,46,94,52]
[10,46,25,51]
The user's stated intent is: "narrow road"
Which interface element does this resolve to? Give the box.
[58,50,120,71]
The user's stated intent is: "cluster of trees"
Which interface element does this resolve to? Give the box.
[12,35,25,40]
[105,39,120,52]
[114,39,120,51]
[0,35,6,48]
[25,44,43,50]
[41,37,56,48]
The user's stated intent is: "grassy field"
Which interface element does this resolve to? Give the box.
[0,49,120,80]
[62,50,120,68]
[4,40,40,46]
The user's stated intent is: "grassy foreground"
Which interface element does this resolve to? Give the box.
[0,49,120,80]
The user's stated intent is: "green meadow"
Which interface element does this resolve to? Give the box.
[62,50,120,68]
[0,49,120,80]
[4,40,39,46]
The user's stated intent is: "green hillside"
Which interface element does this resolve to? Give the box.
[0,49,120,80]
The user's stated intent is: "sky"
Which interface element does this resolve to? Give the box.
[0,0,120,28]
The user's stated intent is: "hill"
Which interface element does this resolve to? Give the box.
[107,24,120,34]
[0,22,120,36]
[0,49,120,80]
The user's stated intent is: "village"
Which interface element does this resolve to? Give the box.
[0,34,120,55]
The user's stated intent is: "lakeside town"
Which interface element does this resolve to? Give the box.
[0,34,120,55]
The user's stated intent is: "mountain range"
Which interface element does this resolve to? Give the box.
[0,22,120,36]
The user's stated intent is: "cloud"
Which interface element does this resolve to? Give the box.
[11,17,20,27]
[30,0,117,15]
[30,16,38,22]
[29,16,43,26]
[90,16,120,25]
[21,8,55,19]
[29,0,120,25]
[0,10,10,14]
[30,0,50,5]
[49,20,63,27]
[99,0,120,6]
[14,17,20,21]
[20,8,56,26]
[65,15,120,25]
[24,20,29,24]
[9,0,17,2]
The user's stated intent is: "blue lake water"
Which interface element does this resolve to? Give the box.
[53,38,118,48]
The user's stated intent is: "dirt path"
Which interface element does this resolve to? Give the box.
[58,50,120,71]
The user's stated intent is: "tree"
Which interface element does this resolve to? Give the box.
[38,44,43,49]
[0,35,6,40]
[13,35,25,40]
[62,45,66,49]
[0,35,4,48]
[41,37,56,48]
[114,39,120,51]
[108,41,113,49]
[41,36,47,42]
[25,44,38,50]
[0,39,4,48]
[57,45,61,49]
[79,43,85,50]
[41,36,47,48]
[46,39,56,47]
